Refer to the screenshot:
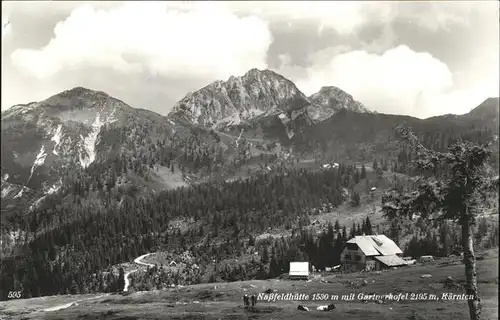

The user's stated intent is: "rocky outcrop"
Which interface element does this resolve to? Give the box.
[169,69,312,130]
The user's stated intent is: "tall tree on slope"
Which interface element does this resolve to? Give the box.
[382,125,498,320]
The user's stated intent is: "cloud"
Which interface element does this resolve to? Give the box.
[10,2,273,80]
[224,1,485,35]
[289,45,492,118]
[395,2,486,32]
[2,1,123,16]
[227,2,386,35]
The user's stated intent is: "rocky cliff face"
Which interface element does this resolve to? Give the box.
[169,68,312,130]
[308,86,370,121]
[168,70,373,138]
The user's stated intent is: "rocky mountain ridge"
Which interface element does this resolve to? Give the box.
[169,69,311,129]
[168,68,370,132]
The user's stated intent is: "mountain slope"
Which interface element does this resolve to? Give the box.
[2,85,312,227]
[293,98,499,162]
[308,86,371,121]
[0,88,224,218]
[461,97,499,132]
[2,88,135,187]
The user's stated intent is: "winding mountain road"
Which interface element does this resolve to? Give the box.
[123,253,155,292]
[42,253,155,312]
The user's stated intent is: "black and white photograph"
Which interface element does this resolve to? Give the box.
[0,1,499,319]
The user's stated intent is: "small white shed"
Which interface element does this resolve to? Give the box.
[289,262,309,280]
[419,255,434,263]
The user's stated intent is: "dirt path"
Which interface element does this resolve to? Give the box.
[42,294,106,312]
[43,302,77,312]
[123,253,155,292]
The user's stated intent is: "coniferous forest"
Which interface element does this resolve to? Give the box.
[1,165,352,298]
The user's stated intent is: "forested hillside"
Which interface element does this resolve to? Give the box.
[294,106,498,164]
[1,165,356,298]
[3,152,498,299]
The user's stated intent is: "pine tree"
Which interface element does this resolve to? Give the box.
[332,234,344,266]
[98,273,105,292]
[261,246,270,264]
[351,191,361,206]
[118,267,125,292]
[361,164,367,179]
[364,217,373,235]
[334,220,340,232]
[382,125,498,320]
[382,158,388,171]
[248,235,255,247]
[256,263,267,280]
[70,280,79,294]
[354,169,360,184]
[269,256,280,278]
[439,221,451,256]
[388,219,401,245]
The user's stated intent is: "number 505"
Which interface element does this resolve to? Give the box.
[8,291,22,299]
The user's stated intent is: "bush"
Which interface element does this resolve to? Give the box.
[350,191,361,207]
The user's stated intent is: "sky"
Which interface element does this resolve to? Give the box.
[1,1,499,118]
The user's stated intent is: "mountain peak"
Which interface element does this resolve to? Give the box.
[37,87,121,113]
[240,68,294,84]
[318,86,344,93]
[243,68,273,75]
[57,87,111,99]
[170,69,309,129]
[315,86,360,100]
[308,86,370,121]
[3,88,112,115]
[244,68,263,76]
[2,86,132,125]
